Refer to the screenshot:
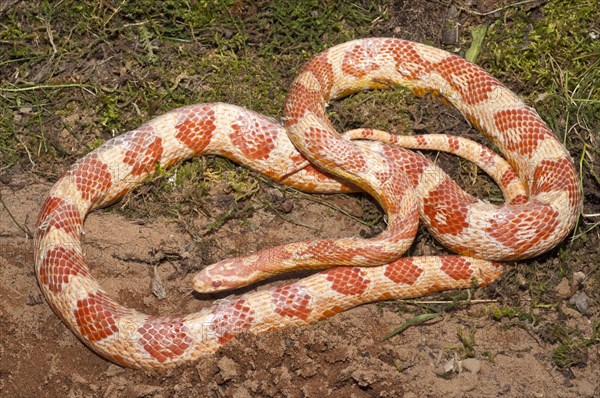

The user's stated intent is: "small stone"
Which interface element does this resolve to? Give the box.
[280,199,294,213]
[573,271,586,287]
[516,273,528,287]
[461,358,482,374]
[554,277,572,298]
[435,357,458,379]
[569,293,590,315]
[441,26,459,46]
[232,387,253,398]
[576,379,597,397]
[535,92,549,103]
[266,188,284,200]
[562,305,580,319]
[443,358,455,373]
[217,356,238,381]
[70,374,88,384]
[499,384,511,395]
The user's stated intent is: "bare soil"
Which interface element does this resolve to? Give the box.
[1,1,598,397]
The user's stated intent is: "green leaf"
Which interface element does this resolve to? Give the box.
[383,312,442,340]
[466,25,488,63]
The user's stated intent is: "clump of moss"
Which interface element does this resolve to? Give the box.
[490,305,535,323]
[549,319,599,368]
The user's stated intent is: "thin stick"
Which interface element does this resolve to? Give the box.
[582,213,600,218]
[444,0,546,17]
[16,136,35,168]
[0,83,104,92]
[44,18,57,54]
[257,175,375,227]
[293,191,377,227]
[0,193,33,238]
[400,299,498,305]
[257,199,321,232]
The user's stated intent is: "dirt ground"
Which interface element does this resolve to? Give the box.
[1,1,598,397]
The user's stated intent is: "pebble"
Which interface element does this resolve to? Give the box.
[499,384,511,395]
[280,199,294,213]
[569,293,591,315]
[232,387,253,398]
[461,358,482,374]
[576,379,597,397]
[554,277,572,298]
[573,271,586,286]
[442,26,459,46]
[217,356,238,381]
[435,357,458,379]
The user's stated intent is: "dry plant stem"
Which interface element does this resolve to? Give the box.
[0,194,33,238]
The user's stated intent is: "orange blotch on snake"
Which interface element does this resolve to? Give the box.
[36,196,82,238]
[447,136,460,151]
[230,111,280,161]
[323,267,370,296]
[415,136,427,146]
[39,246,90,293]
[432,55,500,105]
[317,305,346,320]
[440,257,474,281]
[283,82,326,126]
[494,108,555,156]
[138,318,193,363]
[67,155,112,203]
[74,292,122,342]
[298,49,335,95]
[532,157,580,208]
[341,41,381,78]
[383,146,429,188]
[500,168,519,188]
[510,194,529,205]
[422,177,478,236]
[485,201,561,255]
[122,126,164,176]
[384,258,424,285]
[175,104,217,153]
[381,38,430,81]
[211,298,256,344]
[271,284,312,320]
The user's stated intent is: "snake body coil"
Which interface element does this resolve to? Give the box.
[35,39,580,369]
